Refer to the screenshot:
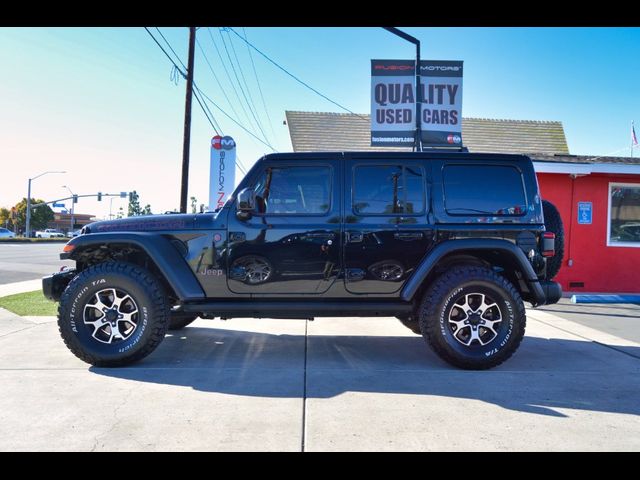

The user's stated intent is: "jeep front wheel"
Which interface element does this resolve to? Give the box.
[418,265,526,370]
[57,261,169,367]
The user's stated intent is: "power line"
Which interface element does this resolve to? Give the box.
[207,27,256,135]
[242,27,278,144]
[196,37,244,128]
[144,27,251,175]
[218,28,274,150]
[144,27,185,75]
[146,28,223,133]
[194,85,278,153]
[225,28,272,148]
[227,27,368,122]
[154,27,187,70]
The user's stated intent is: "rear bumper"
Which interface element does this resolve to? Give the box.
[528,279,562,307]
[42,268,76,302]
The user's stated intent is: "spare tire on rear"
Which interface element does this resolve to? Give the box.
[542,199,565,279]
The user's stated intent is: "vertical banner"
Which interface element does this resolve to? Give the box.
[371,59,463,147]
[209,135,236,211]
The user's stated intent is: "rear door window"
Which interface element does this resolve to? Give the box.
[443,165,527,216]
[353,165,425,215]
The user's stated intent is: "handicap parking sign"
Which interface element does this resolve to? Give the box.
[578,202,592,225]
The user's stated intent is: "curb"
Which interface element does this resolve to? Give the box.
[0,279,43,298]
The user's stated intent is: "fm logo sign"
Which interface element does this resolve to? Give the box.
[212,135,236,150]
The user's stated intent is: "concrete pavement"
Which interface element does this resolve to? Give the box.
[1,306,639,451]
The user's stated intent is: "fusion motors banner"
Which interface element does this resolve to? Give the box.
[209,135,236,211]
[371,59,463,147]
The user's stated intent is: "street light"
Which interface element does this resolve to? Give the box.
[62,185,75,234]
[26,170,66,238]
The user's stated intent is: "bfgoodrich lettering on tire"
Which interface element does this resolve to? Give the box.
[57,261,169,367]
[418,265,526,370]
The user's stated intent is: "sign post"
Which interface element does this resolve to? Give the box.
[371,59,463,148]
[209,136,237,212]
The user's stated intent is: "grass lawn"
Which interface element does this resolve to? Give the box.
[0,290,58,316]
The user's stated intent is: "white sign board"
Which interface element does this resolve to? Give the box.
[371,59,463,147]
[209,135,236,211]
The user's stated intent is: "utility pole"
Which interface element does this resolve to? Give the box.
[383,27,422,152]
[180,27,197,214]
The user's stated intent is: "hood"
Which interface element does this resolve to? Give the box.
[85,213,198,234]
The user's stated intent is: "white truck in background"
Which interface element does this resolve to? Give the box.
[35,229,65,238]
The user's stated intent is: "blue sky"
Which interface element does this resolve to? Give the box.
[1,27,639,218]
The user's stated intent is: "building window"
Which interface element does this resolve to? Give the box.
[608,183,640,247]
[352,165,425,215]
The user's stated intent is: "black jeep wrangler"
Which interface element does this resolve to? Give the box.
[44,151,563,370]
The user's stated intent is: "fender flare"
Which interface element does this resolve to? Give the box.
[62,232,205,301]
[400,238,546,305]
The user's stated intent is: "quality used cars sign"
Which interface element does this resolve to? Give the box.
[371,59,463,147]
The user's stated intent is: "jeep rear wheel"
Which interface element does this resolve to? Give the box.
[418,265,526,370]
[57,261,169,367]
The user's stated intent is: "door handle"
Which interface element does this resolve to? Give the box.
[394,232,423,241]
[346,231,363,243]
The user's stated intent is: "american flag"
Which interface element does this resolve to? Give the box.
[633,122,639,146]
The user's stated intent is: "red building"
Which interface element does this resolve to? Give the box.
[48,212,97,235]
[534,157,640,293]
[286,111,640,294]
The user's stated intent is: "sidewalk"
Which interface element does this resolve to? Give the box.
[0,279,43,298]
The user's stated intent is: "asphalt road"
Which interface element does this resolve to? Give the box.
[0,244,73,285]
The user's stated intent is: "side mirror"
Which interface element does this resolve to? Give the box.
[236,188,256,219]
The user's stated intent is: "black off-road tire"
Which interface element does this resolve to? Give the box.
[418,265,526,370]
[542,199,565,280]
[396,315,421,335]
[168,315,198,330]
[57,261,169,367]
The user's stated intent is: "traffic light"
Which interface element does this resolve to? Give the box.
[73,195,78,204]
[97,192,102,201]
[129,192,134,202]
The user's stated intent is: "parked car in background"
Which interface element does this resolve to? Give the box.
[35,229,64,238]
[67,229,82,238]
[0,227,16,239]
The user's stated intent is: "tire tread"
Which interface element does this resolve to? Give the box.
[57,261,168,367]
[419,265,526,370]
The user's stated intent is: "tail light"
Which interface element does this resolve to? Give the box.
[542,232,555,257]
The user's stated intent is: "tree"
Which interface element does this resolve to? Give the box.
[127,191,142,217]
[190,196,198,214]
[0,208,9,228]
[127,191,153,217]
[13,198,54,233]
